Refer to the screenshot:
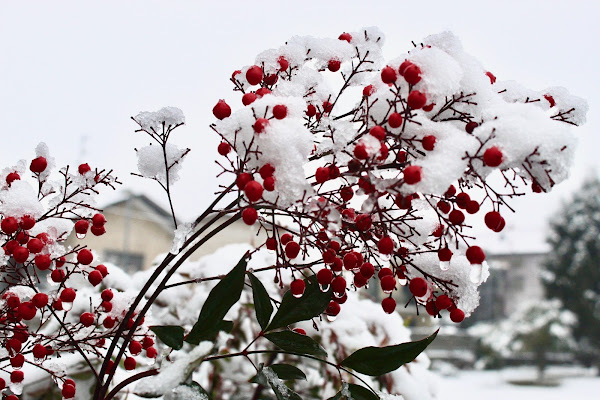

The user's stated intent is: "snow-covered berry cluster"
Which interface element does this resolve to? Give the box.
[210,28,587,320]
[0,147,155,398]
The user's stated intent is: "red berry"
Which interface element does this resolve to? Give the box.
[331,276,346,295]
[92,213,106,227]
[256,88,272,98]
[338,32,352,42]
[246,65,263,85]
[258,165,275,180]
[263,177,275,191]
[388,112,403,128]
[20,215,35,230]
[1,216,19,234]
[306,104,317,117]
[450,308,465,323]
[265,237,277,251]
[438,248,453,262]
[285,241,301,259]
[32,292,48,308]
[425,301,438,316]
[328,59,341,72]
[483,146,503,167]
[244,181,264,202]
[27,238,43,253]
[263,73,278,85]
[212,100,231,120]
[241,207,258,225]
[103,317,116,329]
[455,192,471,209]
[280,233,293,245]
[326,300,341,316]
[242,92,257,105]
[101,301,113,312]
[13,246,29,263]
[485,211,505,232]
[355,214,372,231]
[95,264,108,277]
[51,269,66,283]
[407,90,427,109]
[272,104,287,120]
[88,270,103,286]
[409,277,428,297]
[290,279,306,297]
[369,125,386,141]
[253,118,269,134]
[363,85,375,97]
[485,71,496,84]
[436,295,453,310]
[399,60,413,76]
[91,225,106,236]
[380,275,396,292]
[448,209,465,225]
[377,236,395,255]
[315,167,330,184]
[32,343,47,359]
[77,249,93,265]
[11,370,24,383]
[129,340,143,355]
[381,66,397,84]
[80,312,95,327]
[74,220,89,235]
[422,103,435,112]
[445,185,457,197]
[544,94,556,108]
[62,383,76,398]
[353,143,369,160]
[465,121,479,133]
[34,254,52,270]
[78,163,91,175]
[381,297,397,314]
[403,165,422,184]
[101,289,113,301]
[466,246,485,264]
[466,200,480,214]
[236,172,253,190]
[278,56,289,71]
[360,262,375,279]
[437,200,451,214]
[422,135,436,151]
[340,187,353,202]
[317,268,334,286]
[30,156,48,173]
[403,64,422,85]
[124,357,136,370]
[146,347,158,358]
[218,142,231,156]
[342,252,359,271]
[6,172,20,185]
[18,302,37,320]
[60,288,76,302]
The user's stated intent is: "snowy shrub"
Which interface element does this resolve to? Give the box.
[0,28,586,400]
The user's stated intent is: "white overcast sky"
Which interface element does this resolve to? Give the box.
[1,0,598,253]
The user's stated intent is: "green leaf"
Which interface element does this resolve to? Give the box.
[150,325,185,350]
[264,330,327,358]
[269,364,307,381]
[254,365,303,400]
[186,255,248,344]
[217,320,234,334]
[266,274,331,331]
[249,272,273,330]
[341,329,438,376]
[326,384,378,400]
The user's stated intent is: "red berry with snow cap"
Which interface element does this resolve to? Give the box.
[407,90,427,109]
[78,163,91,175]
[422,135,436,151]
[338,32,352,42]
[6,172,20,185]
[483,146,503,167]
[253,118,269,134]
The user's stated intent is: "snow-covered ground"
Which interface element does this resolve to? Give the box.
[436,368,600,399]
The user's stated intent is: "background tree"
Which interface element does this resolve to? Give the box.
[544,177,600,368]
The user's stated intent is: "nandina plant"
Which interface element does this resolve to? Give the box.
[0,28,587,400]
